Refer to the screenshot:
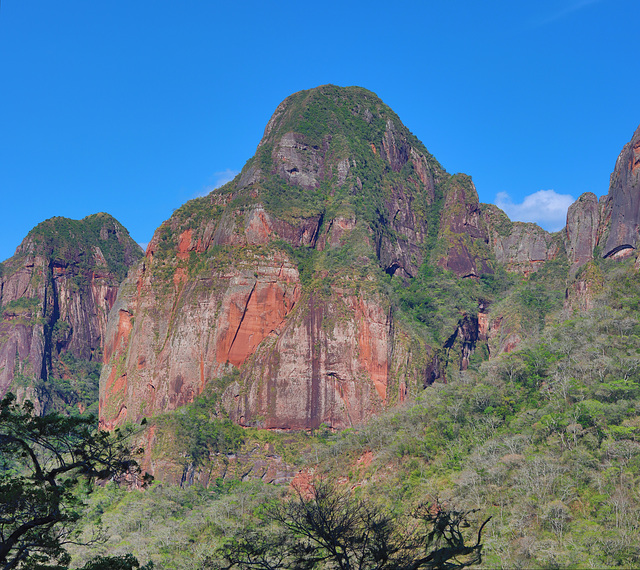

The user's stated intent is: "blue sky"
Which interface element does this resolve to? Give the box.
[1,0,638,261]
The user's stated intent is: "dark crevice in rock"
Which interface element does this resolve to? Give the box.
[424,354,442,387]
[603,244,635,258]
[228,281,257,359]
[385,263,401,277]
[310,211,325,248]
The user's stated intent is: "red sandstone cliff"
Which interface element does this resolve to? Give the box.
[98,86,640,443]
[99,86,449,432]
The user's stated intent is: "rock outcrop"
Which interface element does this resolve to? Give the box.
[99,86,450,433]
[0,214,142,412]
[565,192,600,271]
[436,174,492,278]
[600,125,640,259]
[482,204,560,275]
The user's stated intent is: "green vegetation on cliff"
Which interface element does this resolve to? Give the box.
[22,212,143,281]
[68,257,640,569]
[0,212,143,417]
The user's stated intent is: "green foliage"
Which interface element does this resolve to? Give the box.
[62,256,640,567]
[242,85,445,237]
[172,197,224,231]
[1,297,40,317]
[395,265,481,344]
[154,384,245,469]
[216,480,490,570]
[78,554,153,570]
[23,213,142,282]
[67,479,278,568]
[29,87,640,569]
[45,353,102,416]
[0,393,151,569]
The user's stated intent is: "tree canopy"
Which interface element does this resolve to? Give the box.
[215,479,490,570]
[0,393,152,570]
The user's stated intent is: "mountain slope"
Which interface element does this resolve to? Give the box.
[99,86,484,432]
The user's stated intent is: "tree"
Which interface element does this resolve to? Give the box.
[215,480,490,570]
[79,553,154,570]
[0,393,152,570]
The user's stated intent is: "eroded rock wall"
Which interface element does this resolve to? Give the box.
[0,215,142,412]
[600,125,640,258]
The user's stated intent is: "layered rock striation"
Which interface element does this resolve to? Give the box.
[0,214,143,412]
[100,86,476,431]
[98,85,640,443]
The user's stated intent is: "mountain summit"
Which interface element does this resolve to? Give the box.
[97,86,522,436]
[0,213,143,413]
[98,85,640,444]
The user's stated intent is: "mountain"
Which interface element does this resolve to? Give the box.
[0,213,143,414]
[98,85,639,443]
[99,86,478,432]
[4,86,637,568]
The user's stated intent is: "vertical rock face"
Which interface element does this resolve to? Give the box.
[0,214,142,413]
[222,293,392,430]
[482,204,560,275]
[100,85,450,432]
[436,174,492,278]
[600,125,640,258]
[565,192,599,271]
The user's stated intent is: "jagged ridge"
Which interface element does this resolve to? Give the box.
[98,85,640,465]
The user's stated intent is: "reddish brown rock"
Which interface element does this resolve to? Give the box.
[600,125,640,258]
[0,214,142,412]
[565,192,599,271]
[215,279,301,367]
[221,292,392,430]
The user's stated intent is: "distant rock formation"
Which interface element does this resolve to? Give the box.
[0,214,142,412]
[600,125,640,259]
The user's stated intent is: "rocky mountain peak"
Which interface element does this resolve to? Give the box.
[238,85,447,200]
[96,87,640,449]
[0,214,143,413]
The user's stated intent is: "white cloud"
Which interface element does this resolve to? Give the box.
[138,242,148,252]
[212,168,240,189]
[495,189,574,232]
[194,169,240,198]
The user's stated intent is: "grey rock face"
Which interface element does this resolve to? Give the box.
[601,125,640,258]
[566,192,599,271]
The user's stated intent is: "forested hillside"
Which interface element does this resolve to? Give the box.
[64,248,640,569]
